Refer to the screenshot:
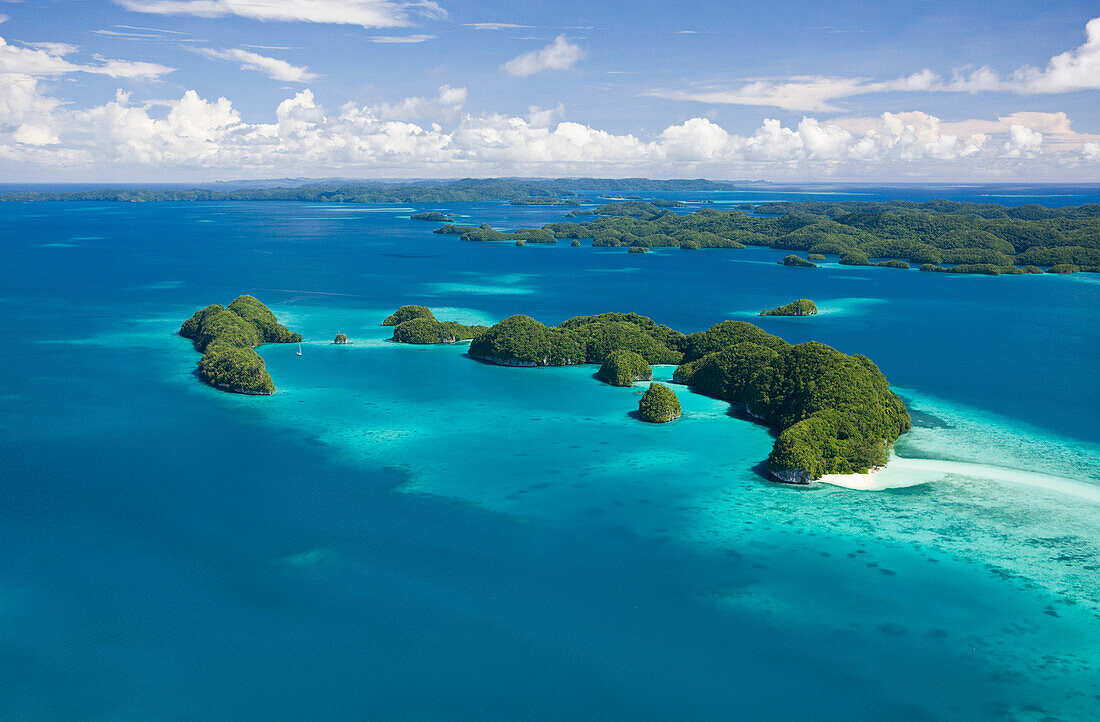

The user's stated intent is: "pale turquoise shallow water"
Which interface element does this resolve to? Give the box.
[1,190,1099,720]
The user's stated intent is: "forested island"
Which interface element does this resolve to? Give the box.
[639,383,681,423]
[597,350,652,386]
[762,299,818,316]
[384,306,910,482]
[781,255,816,267]
[410,212,457,222]
[434,223,560,244]
[0,178,734,204]
[383,305,487,344]
[180,296,301,394]
[434,199,1100,274]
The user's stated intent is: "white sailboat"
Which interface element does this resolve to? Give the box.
[296,342,303,356]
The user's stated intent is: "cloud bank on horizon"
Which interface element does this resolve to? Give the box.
[0,0,1096,181]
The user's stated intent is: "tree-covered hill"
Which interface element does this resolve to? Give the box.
[460,311,909,481]
[180,295,301,394]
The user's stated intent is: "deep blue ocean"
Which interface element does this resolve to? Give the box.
[1,184,1099,720]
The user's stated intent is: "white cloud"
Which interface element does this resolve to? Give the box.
[115,0,446,28]
[0,35,174,78]
[882,111,1100,153]
[115,24,193,35]
[1002,124,1043,158]
[502,35,584,77]
[90,56,180,79]
[0,76,1096,178]
[656,77,867,113]
[13,123,60,146]
[197,48,316,82]
[526,103,564,127]
[94,29,169,39]
[464,23,529,31]
[651,71,939,112]
[24,42,80,56]
[1004,16,1100,93]
[654,16,1100,111]
[0,74,62,130]
[374,84,466,120]
[94,24,193,41]
[367,34,435,43]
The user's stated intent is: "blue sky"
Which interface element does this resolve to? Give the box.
[1,0,1097,180]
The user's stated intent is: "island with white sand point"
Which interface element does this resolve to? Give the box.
[386,307,911,485]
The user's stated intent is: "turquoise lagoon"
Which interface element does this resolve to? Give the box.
[1,190,1099,720]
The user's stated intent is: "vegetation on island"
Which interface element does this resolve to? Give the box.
[556,313,685,364]
[1047,263,1080,274]
[382,305,435,326]
[761,299,818,317]
[920,263,1044,275]
[673,322,910,480]
[434,198,1100,275]
[781,255,817,267]
[381,307,486,344]
[638,383,682,423]
[628,246,649,253]
[391,316,487,344]
[180,295,301,394]
[596,350,653,386]
[468,315,585,366]
[457,310,908,481]
[410,211,456,222]
[434,223,558,244]
[334,333,348,344]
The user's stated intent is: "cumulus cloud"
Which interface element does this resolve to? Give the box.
[2,74,1096,180]
[374,84,467,120]
[1002,124,1043,158]
[502,35,584,77]
[526,103,564,127]
[999,16,1100,93]
[653,16,1100,110]
[197,48,316,82]
[115,0,446,28]
[925,111,1100,153]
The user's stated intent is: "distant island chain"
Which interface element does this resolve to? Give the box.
[431,198,1100,275]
